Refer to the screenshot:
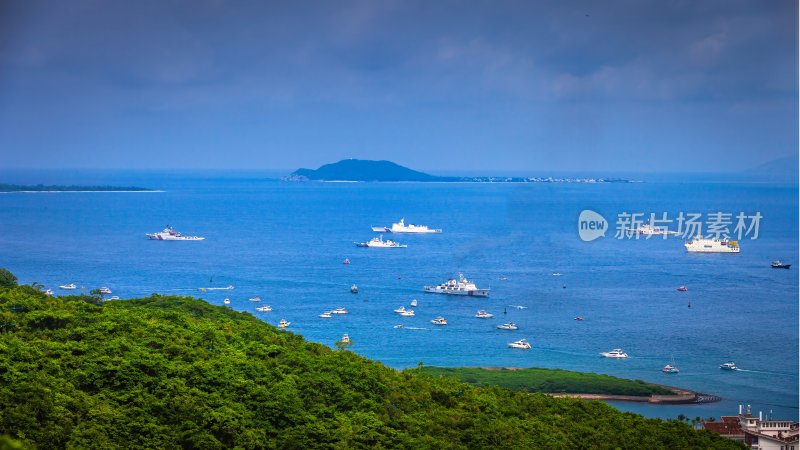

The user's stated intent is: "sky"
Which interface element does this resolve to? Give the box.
[0,0,797,173]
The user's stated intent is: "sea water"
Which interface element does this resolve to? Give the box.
[0,170,797,421]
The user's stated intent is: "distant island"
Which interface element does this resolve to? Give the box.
[0,183,154,192]
[285,159,632,183]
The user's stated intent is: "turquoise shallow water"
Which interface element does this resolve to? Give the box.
[0,170,797,421]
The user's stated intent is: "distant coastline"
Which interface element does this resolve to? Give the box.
[286,159,635,183]
[0,183,156,193]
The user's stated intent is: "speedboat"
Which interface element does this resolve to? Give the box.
[319,312,332,318]
[475,310,493,318]
[355,235,407,248]
[146,225,204,241]
[410,299,418,307]
[393,324,404,329]
[508,305,527,310]
[107,296,120,301]
[394,306,407,313]
[99,287,112,294]
[223,297,231,305]
[423,274,489,297]
[343,258,350,265]
[278,319,290,328]
[44,289,54,296]
[351,284,358,294]
[497,322,518,330]
[399,310,415,317]
[772,260,791,269]
[508,339,531,349]
[340,333,350,343]
[249,296,261,302]
[574,316,585,321]
[552,272,562,276]
[431,316,447,325]
[600,349,628,358]
[677,286,688,292]
[373,218,442,234]
[204,285,235,291]
[330,307,348,314]
[255,305,272,312]
[720,362,739,371]
[662,364,679,374]
[59,283,77,290]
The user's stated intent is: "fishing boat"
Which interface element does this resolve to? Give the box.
[600,349,629,358]
[59,283,77,290]
[255,305,272,312]
[508,339,531,349]
[720,362,739,371]
[772,260,791,269]
[350,284,358,294]
[431,316,447,325]
[475,310,493,318]
[497,322,518,330]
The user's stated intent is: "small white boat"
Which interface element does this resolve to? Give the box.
[350,284,358,294]
[203,285,235,291]
[475,310,493,318]
[399,310,415,317]
[552,272,562,276]
[279,319,290,328]
[508,339,531,349]
[393,324,404,329]
[59,283,77,290]
[720,362,739,371]
[330,307,348,315]
[256,305,273,312]
[319,312,332,318]
[99,287,112,294]
[508,305,527,310]
[249,296,261,302]
[431,316,447,325]
[340,333,350,343]
[394,306,407,314]
[662,364,679,374]
[355,235,408,248]
[410,299,418,307]
[600,349,629,358]
[497,322,518,330]
[223,297,231,305]
[44,289,54,296]
[107,296,120,301]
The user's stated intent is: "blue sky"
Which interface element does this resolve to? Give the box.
[0,0,796,173]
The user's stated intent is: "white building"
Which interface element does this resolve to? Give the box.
[704,405,798,450]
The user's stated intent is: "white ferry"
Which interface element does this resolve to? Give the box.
[684,236,740,253]
[355,235,407,248]
[423,274,489,297]
[508,339,531,349]
[600,348,629,358]
[372,218,441,233]
[147,225,205,241]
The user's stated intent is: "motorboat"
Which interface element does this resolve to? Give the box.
[330,307,348,314]
[574,316,585,321]
[340,333,350,343]
[600,349,629,358]
[351,284,358,294]
[772,260,791,269]
[431,316,447,325]
[497,322,518,330]
[44,289,54,296]
[107,296,120,301]
[99,287,112,294]
[146,225,204,241]
[319,312,332,318]
[720,362,739,371]
[393,324,404,329]
[203,285,235,291]
[410,299,418,307]
[343,258,350,265]
[394,306,407,314]
[373,218,442,234]
[662,364,679,374]
[677,286,688,292]
[255,305,272,312]
[508,339,531,349]
[355,235,407,248]
[249,296,261,302]
[508,305,527,310]
[475,310,493,318]
[399,310,415,317]
[423,274,489,297]
[684,236,740,253]
[223,297,231,305]
[552,272,562,276]
[279,319,290,328]
[59,283,77,290]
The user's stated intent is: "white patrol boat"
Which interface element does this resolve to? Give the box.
[423,274,489,297]
[373,218,442,233]
[147,226,205,241]
[684,236,740,253]
[355,235,407,248]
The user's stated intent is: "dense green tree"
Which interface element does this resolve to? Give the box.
[0,269,17,289]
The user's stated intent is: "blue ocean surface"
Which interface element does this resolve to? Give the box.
[1,170,797,421]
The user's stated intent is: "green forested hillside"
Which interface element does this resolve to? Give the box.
[0,281,741,449]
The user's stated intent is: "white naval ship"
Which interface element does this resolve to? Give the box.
[355,235,407,248]
[146,226,205,241]
[372,218,442,233]
[684,236,740,253]
[423,274,489,297]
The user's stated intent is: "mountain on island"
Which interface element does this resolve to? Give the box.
[286,159,445,182]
